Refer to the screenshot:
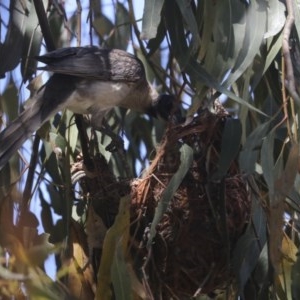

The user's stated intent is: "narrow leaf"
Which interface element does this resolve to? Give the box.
[147,143,193,247]
[261,130,275,195]
[0,0,27,77]
[141,0,164,40]
[264,0,286,39]
[212,118,242,180]
[111,239,132,300]
[96,196,130,300]
[175,0,200,51]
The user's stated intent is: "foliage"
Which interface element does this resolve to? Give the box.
[0,0,300,299]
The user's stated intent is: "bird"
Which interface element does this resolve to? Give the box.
[0,46,177,170]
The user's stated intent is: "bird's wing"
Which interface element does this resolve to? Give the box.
[36,47,145,82]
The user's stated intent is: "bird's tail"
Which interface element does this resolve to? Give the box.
[0,98,44,170]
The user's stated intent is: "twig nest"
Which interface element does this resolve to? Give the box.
[130,109,251,298]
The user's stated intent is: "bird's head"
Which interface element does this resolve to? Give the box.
[148,94,183,124]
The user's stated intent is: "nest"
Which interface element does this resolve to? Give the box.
[130,109,251,299]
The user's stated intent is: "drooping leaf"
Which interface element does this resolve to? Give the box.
[292,248,300,299]
[147,143,193,247]
[96,196,131,300]
[21,0,45,82]
[232,187,267,297]
[111,239,132,300]
[147,19,166,55]
[164,0,266,116]
[239,121,271,174]
[0,83,19,121]
[141,0,164,40]
[263,0,286,39]
[261,129,275,194]
[108,3,131,50]
[225,1,267,87]
[0,0,27,78]
[175,0,200,52]
[93,11,114,39]
[212,118,242,180]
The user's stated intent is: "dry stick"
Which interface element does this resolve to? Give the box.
[76,0,82,47]
[282,0,300,107]
[281,55,292,140]
[278,0,299,143]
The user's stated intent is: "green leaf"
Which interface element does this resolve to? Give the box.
[0,83,19,120]
[147,143,193,247]
[141,0,164,40]
[261,129,275,194]
[93,12,114,38]
[263,0,285,39]
[147,20,166,55]
[164,0,267,116]
[212,118,242,180]
[232,188,267,297]
[239,121,271,174]
[175,0,200,52]
[21,0,45,82]
[111,240,132,300]
[0,0,27,78]
[108,3,131,50]
[292,249,300,299]
[224,0,267,87]
[96,196,131,300]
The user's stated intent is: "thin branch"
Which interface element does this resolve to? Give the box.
[76,0,82,46]
[282,0,300,106]
[32,0,55,51]
[20,135,41,214]
[19,0,56,217]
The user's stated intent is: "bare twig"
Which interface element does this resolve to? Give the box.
[282,0,300,106]
[20,136,41,211]
[76,0,82,46]
[32,0,55,51]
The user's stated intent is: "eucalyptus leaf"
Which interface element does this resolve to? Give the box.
[141,0,164,40]
[232,189,267,297]
[261,129,275,195]
[175,0,200,52]
[292,249,300,300]
[212,118,242,180]
[147,143,193,247]
[147,20,166,55]
[108,3,130,50]
[239,121,271,174]
[111,240,132,300]
[93,13,114,38]
[0,0,27,78]
[263,0,286,39]
[0,83,19,121]
[97,196,131,300]
[224,0,267,87]
[164,0,266,116]
[21,0,45,81]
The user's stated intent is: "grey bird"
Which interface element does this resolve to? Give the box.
[0,46,176,170]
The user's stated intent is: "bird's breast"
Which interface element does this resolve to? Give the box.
[64,80,133,114]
